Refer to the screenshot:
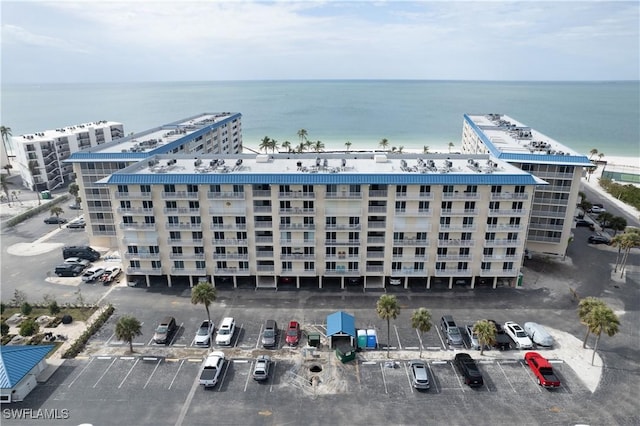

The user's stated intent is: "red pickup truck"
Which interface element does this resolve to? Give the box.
[525,352,561,388]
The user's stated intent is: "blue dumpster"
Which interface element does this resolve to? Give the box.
[366,329,377,349]
[357,329,367,349]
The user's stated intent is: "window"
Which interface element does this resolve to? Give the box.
[438,232,449,240]
[395,201,406,211]
[418,201,430,210]
[174,261,184,269]
[123,216,134,224]
[196,261,206,269]
[461,232,472,240]
[437,247,447,255]
[436,262,446,270]
[459,247,469,256]
[491,185,502,194]
[210,184,221,192]
[172,247,183,255]
[189,201,199,209]
[440,217,451,226]
[191,217,201,225]
[416,232,427,240]
[144,216,155,224]
[392,262,402,271]
[512,201,523,210]
[117,185,128,193]
[187,184,198,193]
[130,260,140,268]
[443,185,454,193]
[212,216,224,225]
[464,201,475,211]
[143,200,153,209]
[393,232,405,240]
[483,247,493,256]
[326,217,336,226]
[233,184,244,193]
[506,247,516,256]
[164,184,175,193]
[195,247,204,255]
[485,232,496,241]
[169,231,181,241]
[481,262,491,270]
[509,217,521,225]
[457,262,468,270]
[487,217,497,225]
[305,262,315,270]
[465,185,477,193]
[503,262,514,270]
[192,231,203,240]
[120,200,131,208]
[419,185,431,195]
[514,185,525,194]
[396,185,407,194]
[463,217,474,227]
[414,262,424,270]
[441,201,452,210]
[489,201,500,210]
[168,216,179,224]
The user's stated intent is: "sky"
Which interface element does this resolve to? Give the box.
[1,1,638,83]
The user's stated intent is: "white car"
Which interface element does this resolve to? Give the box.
[215,317,236,346]
[503,321,534,349]
[99,266,122,284]
[64,257,90,268]
[589,206,606,214]
[81,267,105,282]
[194,320,214,347]
[199,351,225,388]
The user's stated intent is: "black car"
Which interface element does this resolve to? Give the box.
[575,219,595,230]
[588,234,611,245]
[453,353,484,388]
[54,264,84,277]
[44,216,67,224]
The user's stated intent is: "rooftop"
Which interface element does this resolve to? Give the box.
[14,120,122,144]
[66,112,241,161]
[464,114,592,166]
[99,152,547,186]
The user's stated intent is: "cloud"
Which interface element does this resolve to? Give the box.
[1,24,90,54]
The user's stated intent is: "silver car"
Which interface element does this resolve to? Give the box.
[409,360,430,390]
[440,315,463,346]
[523,322,554,347]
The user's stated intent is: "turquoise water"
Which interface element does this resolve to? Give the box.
[1,80,638,156]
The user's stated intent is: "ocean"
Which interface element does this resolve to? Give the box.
[1,80,638,157]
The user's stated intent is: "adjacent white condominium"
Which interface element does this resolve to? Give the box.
[66,113,243,247]
[13,121,124,191]
[461,114,593,257]
[98,152,544,290]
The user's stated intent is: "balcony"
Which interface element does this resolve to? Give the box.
[326,253,360,260]
[442,192,480,200]
[366,252,385,258]
[441,209,479,216]
[166,223,202,230]
[118,207,154,214]
[207,191,245,199]
[326,223,362,230]
[254,222,273,228]
[367,222,386,229]
[367,237,386,244]
[255,236,274,243]
[252,190,272,197]
[256,265,275,272]
[326,192,362,199]
[213,253,250,260]
[482,254,518,261]
[325,239,360,246]
[395,209,432,217]
[119,222,157,231]
[253,206,272,213]
[368,190,388,197]
[528,223,564,231]
[279,223,315,230]
[211,238,248,246]
[171,267,207,275]
[394,239,430,246]
[278,191,315,199]
[325,268,360,275]
[391,268,426,276]
[127,267,162,274]
[324,208,363,215]
[396,192,433,200]
[530,210,566,218]
[254,251,274,258]
[486,224,524,231]
[483,239,521,247]
[209,207,246,215]
[167,238,204,246]
[123,238,158,245]
[368,206,387,213]
[489,209,527,216]
[439,224,477,232]
[164,207,200,214]
[115,192,152,199]
[392,254,429,261]
[436,254,472,261]
[280,239,316,246]
[215,267,243,274]
[365,266,384,273]
[437,239,475,247]
[279,207,316,215]
[123,252,161,259]
[210,223,247,230]
[169,253,206,260]
[533,171,574,179]
[162,191,200,199]
[280,253,315,260]
[490,192,529,200]
[479,268,517,277]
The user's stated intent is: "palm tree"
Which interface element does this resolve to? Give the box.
[191,281,217,322]
[597,152,605,161]
[281,141,292,153]
[0,126,12,167]
[345,141,352,152]
[397,146,404,154]
[68,183,80,208]
[259,136,271,153]
[610,234,626,273]
[473,320,496,355]
[297,129,308,148]
[609,216,627,235]
[28,160,41,205]
[115,315,143,353]
[448,142,455,153]
[618,230,640,278]
[50,206,64,228]
[410,308,432,358]
[269,139,279,153]
[312,140,325,153]
[589,148,598,160]
[423,146,430,154]
[378,138,389,151]
[578,297,605,348]
[597,212,614,229]
[376,294,400,358]
[0,174,11,207]
[584,303,620,365]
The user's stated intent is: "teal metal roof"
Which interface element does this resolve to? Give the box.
[0,345,54,388]
[327,311,356,337]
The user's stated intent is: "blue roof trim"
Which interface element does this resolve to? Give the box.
[0,345,54,388]
[463,114,592,166]
[327,311,356,337]
[100,172,542,186]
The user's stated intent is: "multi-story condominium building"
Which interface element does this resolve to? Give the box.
[13,121,124,191]
[67,113,243,247]
[461,114,592,257]
[98,152,544,290]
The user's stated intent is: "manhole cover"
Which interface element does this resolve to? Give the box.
[309,365,323,373]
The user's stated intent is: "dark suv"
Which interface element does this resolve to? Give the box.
[454,353,484,388]
[54,264,85,277]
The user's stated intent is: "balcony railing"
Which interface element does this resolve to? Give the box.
[278,191,315,199]
[162,191,199,199]
[207,191,245,199]
[367,222,386,229]
[211,238,248,246]
[256,265,275,272]
[479,268,517,277]
[325,239,360,246]
[486,224,524,231]
[396,192,433,199]
[365,266,384,272]
[394,239,430,246]
[210,223,247,230]
[115,192,152,199]
[169,253,206,260]
[325,268,360,275]
[279,207,316,215]
[482,254,518,261]
[254,222,273,228]
[253,206,272,213]
[326,254,360,260]
[437,239,475,247]
[434,268,469,276]
[127,267,162,274]
[368,206,387,213]
[279,223,315,230]
[368,190,388,197]
[490,192,529,200]
[164,207,200,214]
[325,192,362,199]
[441,209,479,216]
[280,253,314,260]
[167,238,204,246]
[366,252,385,258]
[252,190,271,197]
[119,222,157,230]
[255,236,273,243]
[171,267,207,275]
[213,253,250,260]
[166,223,202,230]
[489,209,527,216]
[436,254,472,261]
[255,251,274,258]
[483,239,521,247]
[367,237,386,244]
[326,223,361,230]
[442,192,480,200]
[124,252,161,259]
[391,268,426,276]
[119,207,154,214]
[439,224,477,232]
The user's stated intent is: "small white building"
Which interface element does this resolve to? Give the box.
[0,345,54,403]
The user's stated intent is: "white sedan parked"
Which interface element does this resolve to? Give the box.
[503,321,534,349]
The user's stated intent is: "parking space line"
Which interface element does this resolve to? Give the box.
[449,362,465,392]
[380,363,389,394]
[217,359,232,392]
[68,357,95,388]
[233,324,243,347]
[147,337,155,346]
[144,359,163,389]
[497,362,517,393]
[435,327,447,349]
[244,361,254,392]
[118,358,139,389]
[426,362,439,393]
[415,329,424,352]
[520,361,542,393]
[93,357,117,388]
[256,323,264,349]
[168,360,185,390]
[175,361,202,426]
[105,332,116,345]
[403,362,413,393]
[269,361,277,393]
[394,325,402,350]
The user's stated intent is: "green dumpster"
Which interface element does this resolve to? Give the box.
[335,346,356,363]
[307,332,321,348]
[40,190,51,200]
[516,273,524,288]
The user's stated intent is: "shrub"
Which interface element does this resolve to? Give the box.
[0,302,5,315]
[62,304,115,359]
[1,321,9,336]
[62,314,73,324]
[21,302,33,316]
[48,301,61,316]
[19,319,39,337]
